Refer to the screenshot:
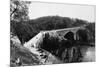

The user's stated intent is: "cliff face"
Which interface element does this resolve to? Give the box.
[10,34,63,66]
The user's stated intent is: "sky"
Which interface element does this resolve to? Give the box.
[28,2,95,22]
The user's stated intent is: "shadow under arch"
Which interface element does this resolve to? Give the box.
[64,31,74,41]
[76,29,89,42]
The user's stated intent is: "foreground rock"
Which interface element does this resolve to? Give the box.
[10,36,63,66]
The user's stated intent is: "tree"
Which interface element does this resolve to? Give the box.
[10,0,31,22]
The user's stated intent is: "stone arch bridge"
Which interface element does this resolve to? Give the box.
[24,26,87,48]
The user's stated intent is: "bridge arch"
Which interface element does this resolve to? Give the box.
[64,31,74,40]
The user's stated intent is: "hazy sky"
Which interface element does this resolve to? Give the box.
[29,2,95,22]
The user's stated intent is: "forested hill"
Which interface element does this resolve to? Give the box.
[11,16,95,44]
[28,16,89,30]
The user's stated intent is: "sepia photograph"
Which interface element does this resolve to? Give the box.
[10,0,95,67]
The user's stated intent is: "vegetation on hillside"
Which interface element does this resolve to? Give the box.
[11,16,95,44]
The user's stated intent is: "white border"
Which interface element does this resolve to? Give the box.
[0,0,99,67]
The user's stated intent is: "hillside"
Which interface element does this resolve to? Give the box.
[11,16,95,44]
